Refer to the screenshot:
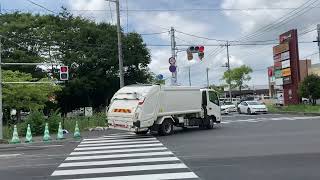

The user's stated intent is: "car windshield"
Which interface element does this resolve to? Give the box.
[247,101,261,105]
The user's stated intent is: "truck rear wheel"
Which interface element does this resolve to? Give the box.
[159,119,173,136]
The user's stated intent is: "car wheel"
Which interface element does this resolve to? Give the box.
[238,108,242,114]
[159,119,173,136]
[247,108,251,115]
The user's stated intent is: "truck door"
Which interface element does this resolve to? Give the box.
[207,90,221,122]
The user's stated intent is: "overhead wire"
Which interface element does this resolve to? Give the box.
[25,0,57,14]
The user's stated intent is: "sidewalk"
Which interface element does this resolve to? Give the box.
[0,127,125,147]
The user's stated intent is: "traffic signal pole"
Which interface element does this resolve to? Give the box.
[170,27,177,86]
[226,41,232,100]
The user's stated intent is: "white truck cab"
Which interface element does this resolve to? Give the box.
[107,85,221,135]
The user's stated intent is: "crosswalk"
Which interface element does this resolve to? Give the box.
[50,133,199,180]
[222,116,320,124]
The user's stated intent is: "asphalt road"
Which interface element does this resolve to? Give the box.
[158,113,320,180]
[1,113,320,180]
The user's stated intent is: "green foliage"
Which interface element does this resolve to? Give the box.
[24,111,45,136]
[47,111,62,133]
[298,74,320,105]
[1,11,153,114]
[267,104,320,113]
[223,65,253,92]
[63,113,106,132]
[2,70,61,112]
[209,85,224,97]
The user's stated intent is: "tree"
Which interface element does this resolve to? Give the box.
[2,70,61,122]
[298,74,320,105]
[1,11,153,114]
[223,65,252,96]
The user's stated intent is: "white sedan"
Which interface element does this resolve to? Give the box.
[221,101,237,112]
[237,101,268,114]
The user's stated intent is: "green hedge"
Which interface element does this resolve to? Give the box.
[3,112,107,140]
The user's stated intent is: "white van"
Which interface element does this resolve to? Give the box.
[107,85,221,135]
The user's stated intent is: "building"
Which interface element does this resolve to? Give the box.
[309,63,320,76]
[299,59,311,81]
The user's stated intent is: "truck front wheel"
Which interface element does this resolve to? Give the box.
[206,117,215,129]
[159,119,173,136]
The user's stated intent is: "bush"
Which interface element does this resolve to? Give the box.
[47,111,62,134]
[24,111,45,136]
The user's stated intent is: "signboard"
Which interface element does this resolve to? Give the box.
[280,33,292,43]
[275,70,282,78]
[273,54,281,62]
[282,68,291,77]
[275,78,283,86]
[281,60,290,69]
[85,107,93,117]
[268,67,274,77]
[273,43,289,55]
[168,57,176,65]
[280,51,290,61]
[283,76,292,85]
[169,65,176,73]
[274,62,282,70]
[270,76,276,83]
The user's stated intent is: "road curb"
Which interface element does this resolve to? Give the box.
[270,111,320,116]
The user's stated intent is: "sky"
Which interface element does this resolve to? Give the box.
[1,0,320,87]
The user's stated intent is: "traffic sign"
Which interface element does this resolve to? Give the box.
[169,65,176,73]
[168,57,176,65]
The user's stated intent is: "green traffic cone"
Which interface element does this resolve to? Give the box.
[43,123,51,142]
[10,125,21,144]
[73,121,81,139]
[56,122,64,140]
[25,124,33,143]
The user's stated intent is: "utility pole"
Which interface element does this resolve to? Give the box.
[206,67,209,88]
[0,36,2,139]
[314,24,320,61]
[188,66,191,86]
[106,0,124,88]
[226,41,232,100]
[170,27,177,86]
[115,0,124,88]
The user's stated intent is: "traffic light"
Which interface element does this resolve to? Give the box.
[188,46,204,53]
[198,52,204,60]
[60,66,69,81]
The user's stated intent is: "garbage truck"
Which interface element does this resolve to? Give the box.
[107,84,221,135]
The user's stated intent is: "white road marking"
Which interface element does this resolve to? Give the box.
[74,143,163,151]
[52,163,187,176]
[62,172,198,180]
[59,157,179,167]
[81,137,157,144]
[0,154,21,158]
[66,151,173,161]
[78,140,159,147]
[70,147,167,156]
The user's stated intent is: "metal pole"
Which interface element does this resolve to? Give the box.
[317,24,320,61]
[188,66,191,86]
[170,27,177,86]
[115,0,124,88]
[226,41,232,100]
[0,37,2,139]
[206,67,209,88]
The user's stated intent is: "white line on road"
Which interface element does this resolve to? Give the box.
[62,172,198,180]
[81,137,157,144]
[65,151,173,161]
[59,157,179,167]
[74,143,163,151]
[78,140,159,147]
[0,154,21,158]
[70,147,167,156]
[52,163,187,176]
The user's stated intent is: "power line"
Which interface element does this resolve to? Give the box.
[126,0,129,33]
[236,0,320,41]
[25,0,57,14]
[108,1,114,24]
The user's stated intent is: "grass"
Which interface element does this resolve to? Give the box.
[3,113,107,140]
[267,104,320,113]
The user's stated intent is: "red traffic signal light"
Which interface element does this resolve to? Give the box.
[188,46,204,53]
[199,46,204,52]
[60,66,69,81]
